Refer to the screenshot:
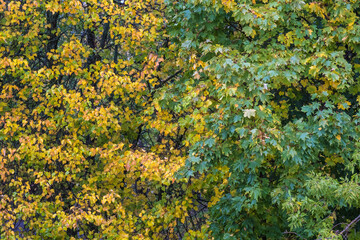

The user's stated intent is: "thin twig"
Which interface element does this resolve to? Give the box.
[339,214,360,236]
[283,231,306,239]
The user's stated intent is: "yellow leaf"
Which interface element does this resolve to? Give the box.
[336,135,341,141]
[300,79,308,87]
[306,85,317,93]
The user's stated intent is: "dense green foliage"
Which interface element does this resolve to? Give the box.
[168,0,360,239]
[1,0,360,239]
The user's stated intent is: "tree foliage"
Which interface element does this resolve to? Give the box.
[1,0,360,239]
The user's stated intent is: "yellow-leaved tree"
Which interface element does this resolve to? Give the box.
[0,0,212,239]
